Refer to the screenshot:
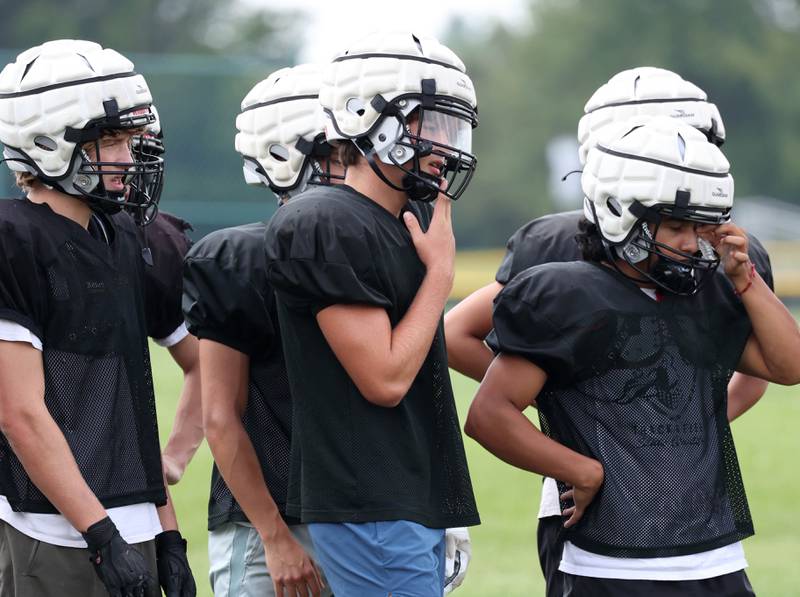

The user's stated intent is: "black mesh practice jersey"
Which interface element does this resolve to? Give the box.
[0,199,166,513]
[494,209,775,290]
[489,261,755,558]
[182,222,298,531]
[265,185,479,529]
[137,212,193,341]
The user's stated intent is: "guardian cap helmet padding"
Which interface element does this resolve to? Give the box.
[582,117,733,295]
[235,63,338,202]
[320,31,478,202]
[578,67,725,166]
[0,39,162,216]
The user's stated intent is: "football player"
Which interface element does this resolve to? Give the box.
[445,66,774,597]
[0,40,194,597]
[263,31,480,596]
[182,63,339,597]
[465,117,800,595]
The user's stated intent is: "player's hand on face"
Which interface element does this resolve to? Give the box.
[560,459,604,528]
[697,222,751,284]
[403,179,455,284]
[263,528,325,597]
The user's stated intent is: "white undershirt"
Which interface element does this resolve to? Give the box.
[0,320,162,547]
[539,287,748,580]
[154,321,189,348]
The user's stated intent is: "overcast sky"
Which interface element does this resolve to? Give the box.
[244,0,529,62]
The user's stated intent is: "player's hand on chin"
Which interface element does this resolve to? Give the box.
[403,178,455,285]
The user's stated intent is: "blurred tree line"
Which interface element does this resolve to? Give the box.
[2,0,800,245]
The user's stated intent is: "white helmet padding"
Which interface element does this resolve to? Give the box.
[577,67,725,166]
[320,30,478,202]
[235,63,332,200]
[0,40,160,219]
[582,117,733,295]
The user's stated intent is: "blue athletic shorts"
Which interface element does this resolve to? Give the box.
[308,520,446,597]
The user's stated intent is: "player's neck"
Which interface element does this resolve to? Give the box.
[606,259,658,290]
[27,185,92,229]
[345,160,409,217]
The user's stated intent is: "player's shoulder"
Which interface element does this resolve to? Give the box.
[188,222,266,266]
[512,209,583,241]
[505,260,597,297]
[0,199,60,257]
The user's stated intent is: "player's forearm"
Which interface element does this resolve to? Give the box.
[465,396,600,488]
[162,365,204,483]
[727,372,768,422]
[205,414,286,542]
[156,480,179,532]
[444,282,502,381]
[444,331,494,381]
[380,266,453,393]
[740,275,800,383]
[1,405,106,532]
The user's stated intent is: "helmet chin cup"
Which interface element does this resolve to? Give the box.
[401,172,439,202]
[650,259,697,295]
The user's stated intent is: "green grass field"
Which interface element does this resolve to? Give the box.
[153,346,800,596]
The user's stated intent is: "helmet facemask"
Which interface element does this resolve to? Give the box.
[128,128,165,226]
[67,101,164,220]
[596,194,729,296]
[353,89,477,203]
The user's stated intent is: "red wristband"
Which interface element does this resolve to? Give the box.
[733,262,756,297]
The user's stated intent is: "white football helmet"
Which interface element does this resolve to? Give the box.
[320,31,478,202]
[0,39,161,215]
[582,117,733,294]
[235,63,338,202]
[578,67,725,165]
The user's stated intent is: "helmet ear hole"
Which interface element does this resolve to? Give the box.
[268,144,289,162]
[607,196,623,217]
[34,136,57,151]
[677,133,686,160]
[346,98,366,117]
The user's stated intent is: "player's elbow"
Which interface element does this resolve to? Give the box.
[0,401,41,444]
[464,397,491,443]
[202,406,235,445]
[359,378,408,408]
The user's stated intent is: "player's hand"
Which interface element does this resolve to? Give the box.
[161,454,184,486]
[263,526,325,597]
[82,516,156,597]
[698,222,752,287]
[404,180,455,287]
[155,530,196,596]
[443,527,472,594]
[560,459,604,528]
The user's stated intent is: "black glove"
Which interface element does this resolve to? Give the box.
[155,530,196,597]
[82,516,155,597]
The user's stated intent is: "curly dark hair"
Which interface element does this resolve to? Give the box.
[575,217,607,263]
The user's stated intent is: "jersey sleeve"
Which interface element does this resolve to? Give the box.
[0,218,47,340]
[140,213,194,341]
[495,212,584,285]
[264,203,393,313]
[494,228,522,285]
[746,233,774,291]
[487,266,578,381]
[182,231,275,357]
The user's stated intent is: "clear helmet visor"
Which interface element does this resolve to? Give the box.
[416,109,473,155]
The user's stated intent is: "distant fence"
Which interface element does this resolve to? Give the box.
[452,243,800,301]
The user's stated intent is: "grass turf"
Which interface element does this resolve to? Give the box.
[153,346,800,596]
